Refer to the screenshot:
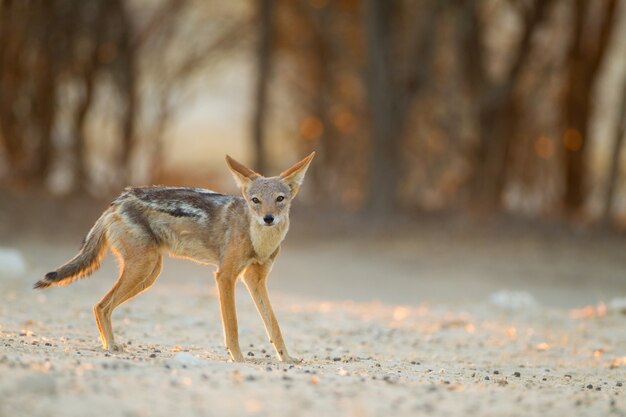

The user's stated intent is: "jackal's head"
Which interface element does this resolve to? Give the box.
[225,152,315,227]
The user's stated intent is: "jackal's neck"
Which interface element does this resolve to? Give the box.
[248,217,289,261]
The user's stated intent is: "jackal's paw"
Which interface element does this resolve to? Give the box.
[280,355,302,365]
[107,343,126,353]
[227,351,245,363]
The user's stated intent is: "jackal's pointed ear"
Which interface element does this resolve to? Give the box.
[225,155,260,189]
[280,152,315,197]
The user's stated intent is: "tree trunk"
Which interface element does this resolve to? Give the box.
[71,1,107,193]
[562,0,619,214]
[563,89,591,210]
[308,7,336,201]
[116,0,138,186]
[462,0,553,210]
[73,68,97,192]
[473,92,518,209]
[252,0,274,174]
[119,60,137,185]
[602,83,626,226]
[0,0,26,182]
[33,59,55,185]
[363,0,399,213]
[562,0,589,212]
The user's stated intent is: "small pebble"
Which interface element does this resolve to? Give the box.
[587,384,593,389]
[149,353,157,358]
[247,352,254,357]
[513,372,521,378]
[485,376,490,381]
[493,370,500,375]
[617,382,623,387]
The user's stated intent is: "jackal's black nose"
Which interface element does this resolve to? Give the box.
[263,214,274,225]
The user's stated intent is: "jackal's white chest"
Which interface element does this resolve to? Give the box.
[250,223,288,261]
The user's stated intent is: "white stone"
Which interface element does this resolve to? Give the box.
[0,247,27,278]
[489,290,537,310]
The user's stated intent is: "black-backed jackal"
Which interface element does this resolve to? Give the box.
[35,153,315,363]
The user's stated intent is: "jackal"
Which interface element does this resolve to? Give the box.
[35,152,315,363]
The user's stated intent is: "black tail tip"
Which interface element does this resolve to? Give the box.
[33,280,48,289]
[33,271,57,289]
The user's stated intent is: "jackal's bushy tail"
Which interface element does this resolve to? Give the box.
[34,212,110,289]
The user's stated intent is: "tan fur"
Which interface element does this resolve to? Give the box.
[35,152,315,363]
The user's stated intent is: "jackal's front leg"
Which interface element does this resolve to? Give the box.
[243,262,299,364]
[215,270,244,362]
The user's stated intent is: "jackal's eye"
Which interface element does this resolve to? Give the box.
[276,196,285,202]
[251,197,260,204]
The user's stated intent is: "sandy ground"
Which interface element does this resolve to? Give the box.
[1,218,626,417]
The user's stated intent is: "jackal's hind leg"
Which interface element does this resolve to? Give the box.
[94,247,162,351]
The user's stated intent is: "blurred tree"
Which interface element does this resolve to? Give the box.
[458,0,554,210]
[139,1,249,182]
[362,0,397,213]
[275,0,625,220]
[603,82,626,225]
[0,0,249,193]
[2,0,626,226]
[252,0,275,173]
[70,1,107,191]
[362,0,439,212]
[0,0,61,186]
[274,0,367,208]
[111,0,138,187]
[0,0,138,191]
[562,0,620,214]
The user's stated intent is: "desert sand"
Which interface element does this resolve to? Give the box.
[1,223,625,417]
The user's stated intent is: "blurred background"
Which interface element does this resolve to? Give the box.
[1,0,626,307]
